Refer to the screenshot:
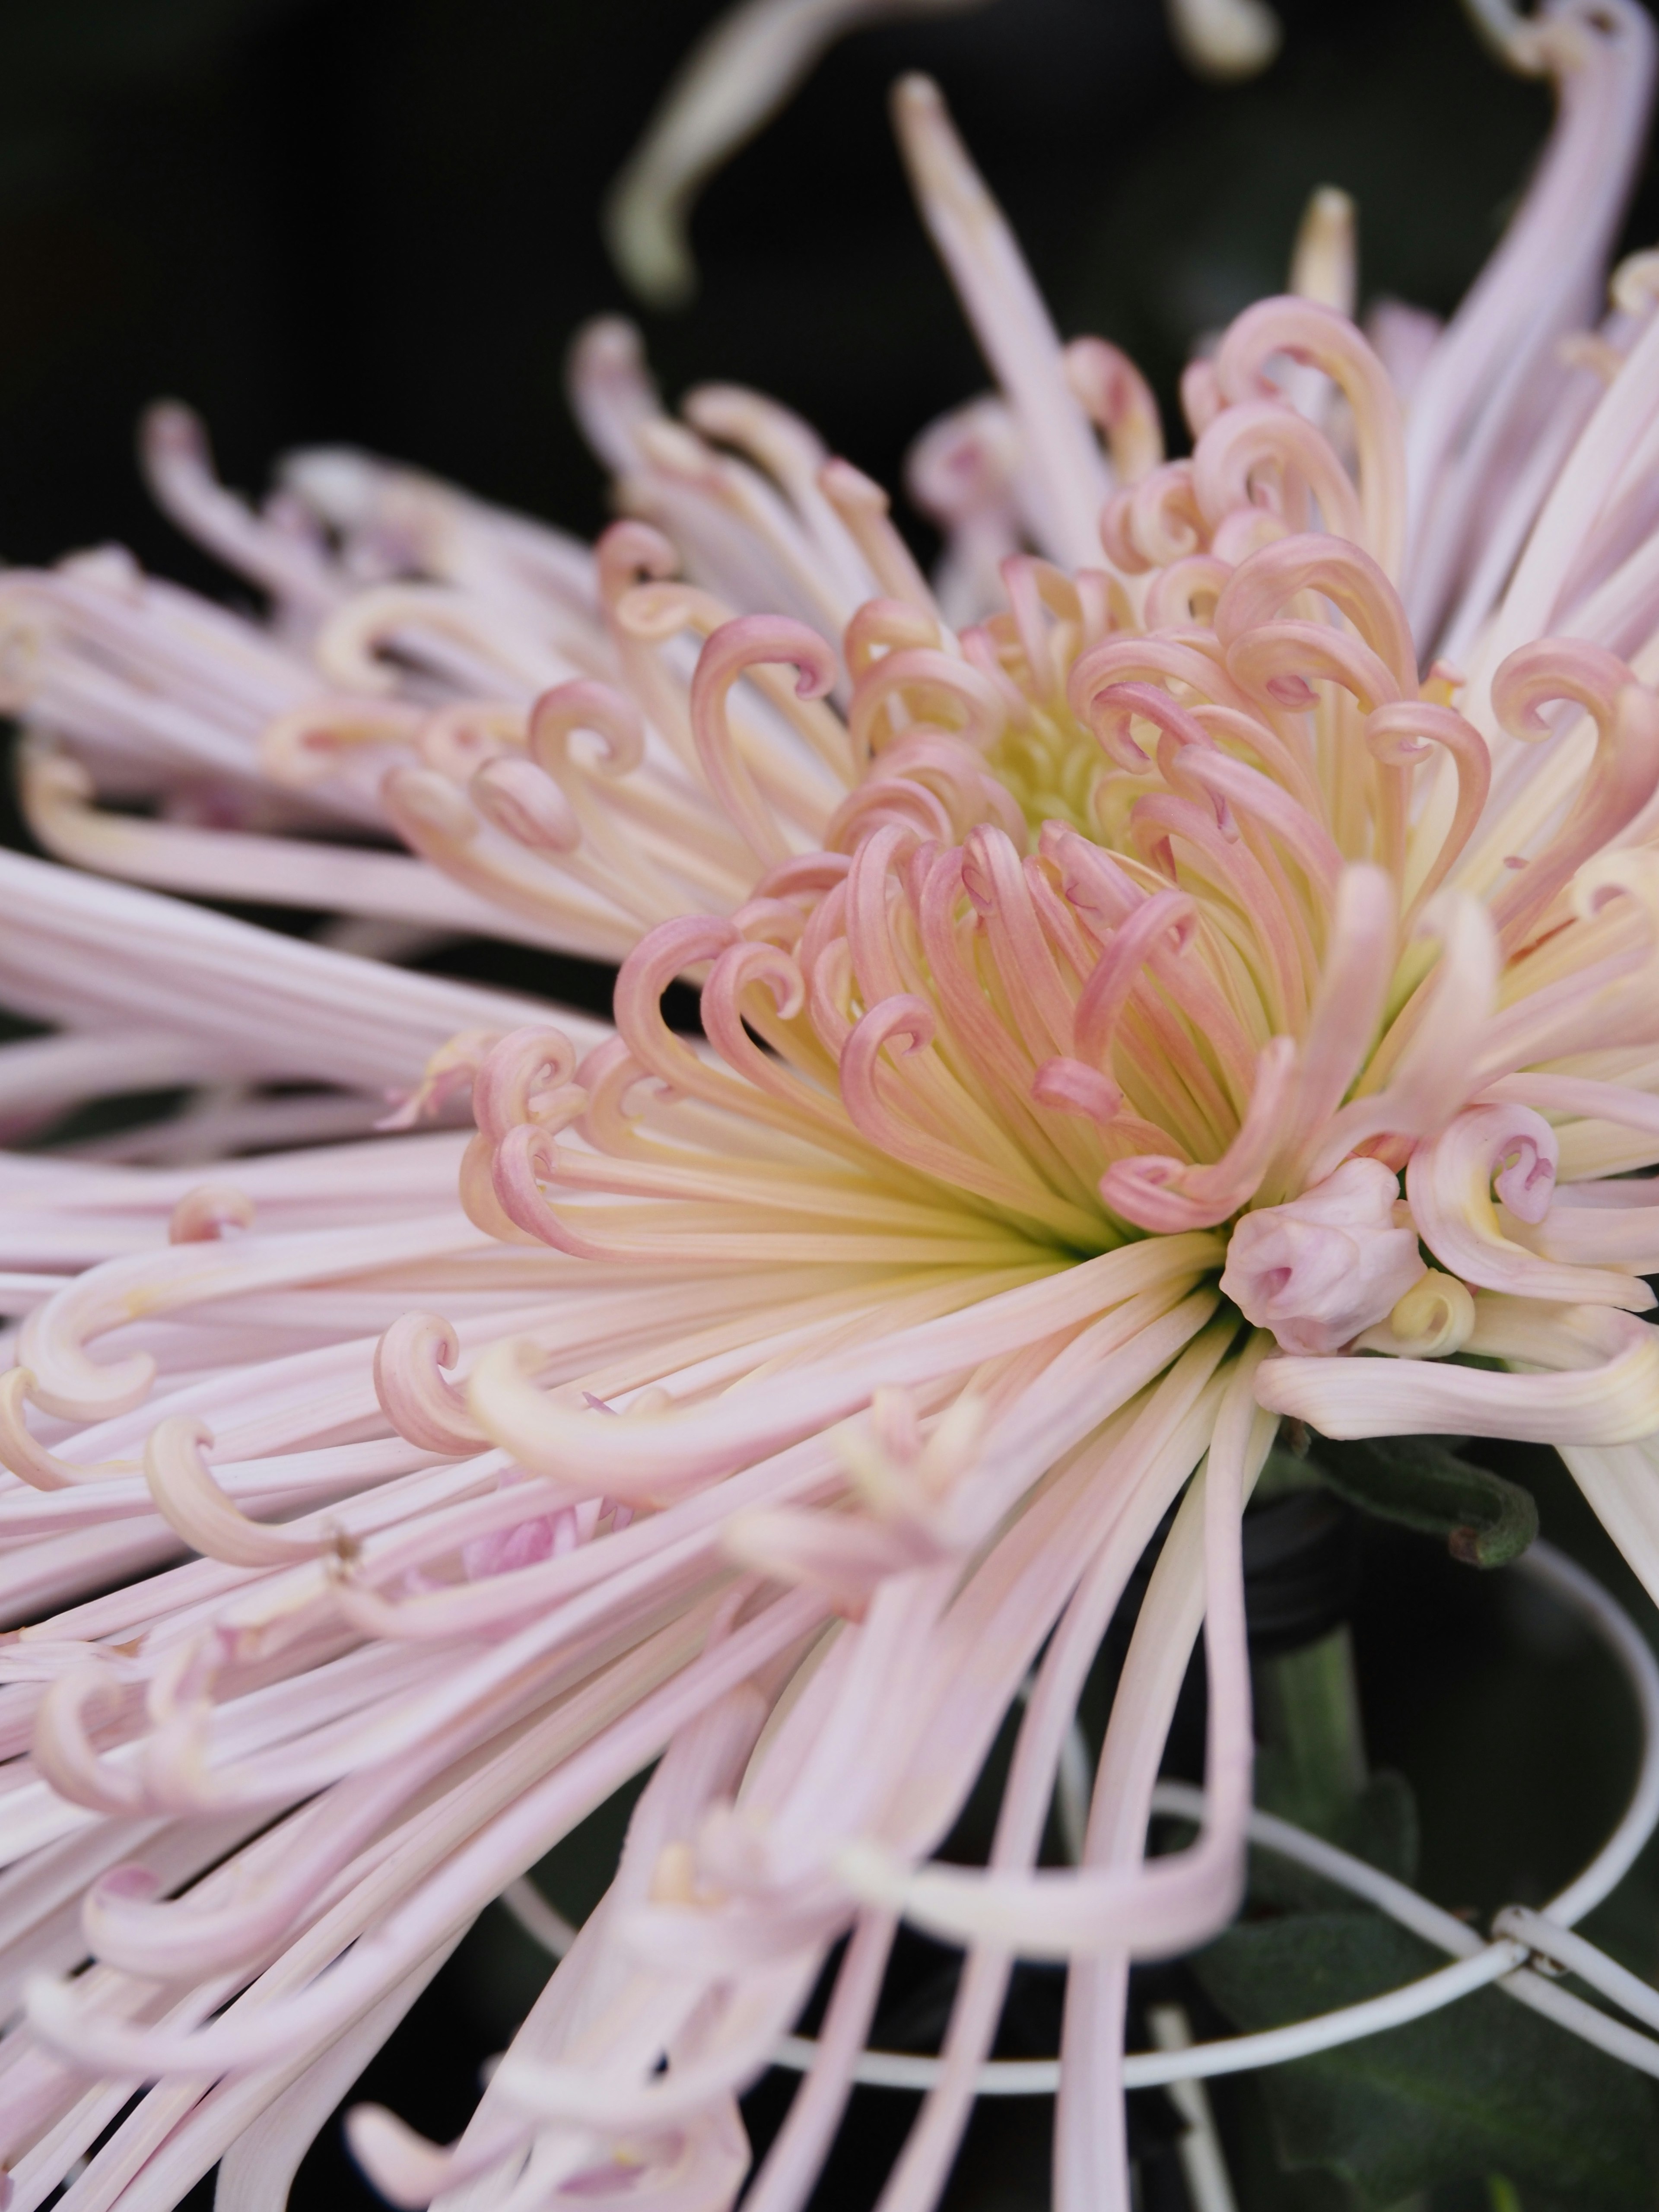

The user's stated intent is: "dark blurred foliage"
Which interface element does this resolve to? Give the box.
[10,1,1659,2206]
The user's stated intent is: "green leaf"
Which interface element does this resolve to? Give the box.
[1243,1772,1419,1917]
[1304,1436,1538,1568]
[1334,1770,1418,1886]
[1192,1912,1659,2210]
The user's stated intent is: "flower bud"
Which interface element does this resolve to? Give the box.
[1220,1157,1426,1355]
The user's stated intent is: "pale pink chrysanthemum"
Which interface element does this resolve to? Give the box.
[0,6,1657,2210]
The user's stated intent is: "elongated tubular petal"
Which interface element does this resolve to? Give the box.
[415,699,522,783]
[1473,856,1659,1083]
[1470,169,1659,701]
[17,1212,489,1422]
[1489,634,1639,752]
[466,1235,1221,1493]
[1192,403,1364,548]
[696,939,855,1141]
[166,1183,257,1245]
[527,677,646,780]
[1214,305,1407,580]
[19,747,528,951]
[1259,1298,1659,1443]
[470,1027,583,1146]
[1053,1454,1216,2205]
[1073,893,1198,1068]
[467,756,581,855]
[567,318,662,474]
[891,76,1109,573]
[1100,463,1205,573]
[837,1344,1269,1958]
[1062,338,1163,484]
[1488,676,1659,952]
[372,1313,485,1453]
[846,647,1006,758]
[1102,1037,1295,1231]
[1222,620,1404,723]
[24,1586,827,2082]
[380,766,639,958]
[0,849,576,1098]
[1289,184,1357,316]
[313,583,559,697]
[726,1507,948,1614]
[838,997,1093,1235]
[1481,1071,1659,1137]
[1143,553,1233,632]
[1082,679,1212,775]
[1408,1102,1651,1309]
[864,1369,1230,2212]
[34,1665,150,1814]
[912,855,1125,1189]
[1508,1182,1659,1274]
[961,824,1085,1062]
[843,597,940,680]
[1309,892,1499,1181]
[170,1932,468,2212]
[1033,852,1257,1111]
[143,1417,333,1569]
[1123,791,1310,1042]
[906,402,1025,627]
[1407,1,1654,648]
[613,916,763,1114]
[688,615,839,866]
[82,1727,482,1981]
[0,1368,138,1489]
[1170,746,1344,907]
[741,1908,897,2212]
[491,1995,804,2131]
[817,457,941,619]
[141,402,339,613]
[1066,633,1255,737]
[1263,863,1395,1195]
[1363,699,1491,920]
[686,381,874,607]
[1558,1438,1659,1609]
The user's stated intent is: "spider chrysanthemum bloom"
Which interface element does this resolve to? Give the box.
[3,5,1659,2210]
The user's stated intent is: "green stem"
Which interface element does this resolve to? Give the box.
[1252,1625,1368,1839]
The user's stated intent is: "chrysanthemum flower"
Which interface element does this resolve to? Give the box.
[2,4,1659,2209]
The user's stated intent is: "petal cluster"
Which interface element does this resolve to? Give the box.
[0,10,1657,2212]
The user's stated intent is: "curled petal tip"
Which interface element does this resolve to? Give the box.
[1362,1270,1477,1360]
[343,2104,461,2211]
[167,1183,254,1244]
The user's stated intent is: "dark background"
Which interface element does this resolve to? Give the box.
[10,1,1659,2206]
